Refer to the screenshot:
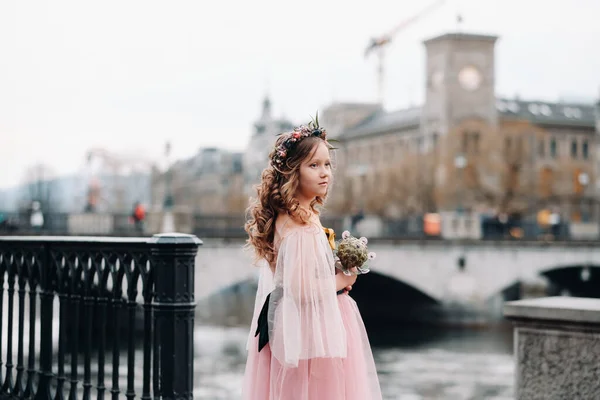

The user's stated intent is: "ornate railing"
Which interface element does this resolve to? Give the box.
[0,233,201,400]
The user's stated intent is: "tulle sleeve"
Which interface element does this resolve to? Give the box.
[267,223,347,367]
[245,257,274,353]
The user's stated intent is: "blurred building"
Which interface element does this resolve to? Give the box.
[150,97,294,216]
[242,96,294,196]
[325,32,599,222]
[0,172,152,214]
[82,148,155,213]
[151,147,245,214]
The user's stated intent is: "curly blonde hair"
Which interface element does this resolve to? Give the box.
[245,133,333,266]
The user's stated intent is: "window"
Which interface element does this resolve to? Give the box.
[538,138,545,158]
[432,132,439,148]
[385,143,393,160]
[583,140,589,159]
[471,131,480,153]
[505,137,511,156]
[540,167,554,197]
[550,138,557,158]
[395,141,403,157]
[515,136,523,157]
[571,139,578,158]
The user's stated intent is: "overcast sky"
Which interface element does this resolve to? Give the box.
[1,0,599,189]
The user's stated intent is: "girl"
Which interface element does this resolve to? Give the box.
[242,118,382,400]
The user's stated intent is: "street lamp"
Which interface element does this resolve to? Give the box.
[454,154,467,212]
[454,154,467,169]
[578,172,589,187]
[161,141,175,233]
[578,172,589,222]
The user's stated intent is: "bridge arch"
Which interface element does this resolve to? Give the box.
[540,264,600,298]
[351,270,439,303]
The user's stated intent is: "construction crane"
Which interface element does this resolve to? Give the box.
[364,0,446,105]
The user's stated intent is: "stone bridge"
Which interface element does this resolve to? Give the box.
[194,239,600,307]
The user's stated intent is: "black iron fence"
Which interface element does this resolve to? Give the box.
[0,212,140,237]
[0,233,201,400]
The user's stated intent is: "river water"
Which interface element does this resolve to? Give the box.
[193,323,515,400]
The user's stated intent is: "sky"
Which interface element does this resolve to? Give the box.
[1,0,599,189]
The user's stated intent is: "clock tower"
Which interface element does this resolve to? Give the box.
[421,32,499,137]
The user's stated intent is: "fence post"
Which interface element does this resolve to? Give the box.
[151,233,202,399]
[34,245,54,400]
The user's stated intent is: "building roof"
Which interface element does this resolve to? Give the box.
[496,98,596,128]
[423,32,499,45]
[338,97,596,141]
[341,107,421,140]
[324,102,382,110]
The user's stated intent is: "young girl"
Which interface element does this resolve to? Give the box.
[242,118,382,400]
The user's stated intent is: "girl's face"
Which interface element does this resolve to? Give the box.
[295,141,332,204]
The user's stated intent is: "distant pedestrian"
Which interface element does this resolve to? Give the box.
[131,201,146,233]
[549,208,561,238]
[30,201,44,232]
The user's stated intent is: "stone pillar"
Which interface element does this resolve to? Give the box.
[504,297,600,400]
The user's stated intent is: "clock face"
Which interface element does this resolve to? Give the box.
[431,70,444,90]
[458,66,482,91]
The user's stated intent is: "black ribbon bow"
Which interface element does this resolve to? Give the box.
[255,293,271,352]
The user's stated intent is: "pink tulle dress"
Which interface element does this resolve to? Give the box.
[242,217,382,400]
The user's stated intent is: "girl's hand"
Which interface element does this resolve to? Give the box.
[334,269,353,292]
[336,268,358,292]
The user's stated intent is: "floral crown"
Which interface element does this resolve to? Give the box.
[270,112,333,168]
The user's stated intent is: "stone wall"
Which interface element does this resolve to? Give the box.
[504,297,600,399]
